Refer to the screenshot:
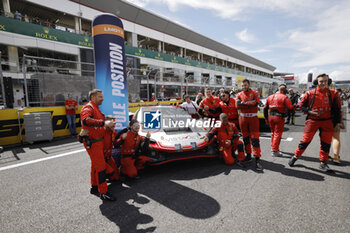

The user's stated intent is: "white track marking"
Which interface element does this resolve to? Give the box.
[259,136,293,142]
[0,149,85,172]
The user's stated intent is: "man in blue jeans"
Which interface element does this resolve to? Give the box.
[65,93,78,136]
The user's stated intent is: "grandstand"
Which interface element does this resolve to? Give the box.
[0,0,282,108]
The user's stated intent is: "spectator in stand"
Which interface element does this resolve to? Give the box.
[51,20,56,29]
[45,19,51,27]
[33,16,40,24]
[23,14,29,22]
[14,11,22,20]
[65,93,78,136]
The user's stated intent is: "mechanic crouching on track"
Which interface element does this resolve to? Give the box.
[80,89,116,201]
[115,120,152,179]
[204,113,245,167]
[264,84,294,157]
[289,74,341,172]
[236,79,263,170]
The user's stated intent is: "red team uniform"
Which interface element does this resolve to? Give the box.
[199,96,221,119]
[80,101,109,194]
[264,90,294,152]
[294,87,341,162]
[103,129,120,181]
[219,97,239,126]
[236,88,261,158]
[207,122,245,165]
[116,131,152,178]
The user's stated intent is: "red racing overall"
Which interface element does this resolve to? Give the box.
[80,101,108,194]
[219,97,239,126]
[199,96,221,119]
[236,89,261,157]
[116,131,151,178]
[264,91,294,152]
[103,129,120,181]
[207,122,244,165]
[294,88,341,161]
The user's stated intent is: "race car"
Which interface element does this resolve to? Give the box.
[132,106,220,165]
[257,98,269,128]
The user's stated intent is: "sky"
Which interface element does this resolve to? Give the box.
[123,0,350,83]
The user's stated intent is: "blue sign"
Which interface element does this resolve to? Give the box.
[143,110,161,129]
[92,14,128,131]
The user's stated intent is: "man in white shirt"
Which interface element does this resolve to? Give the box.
[181,95,199,118]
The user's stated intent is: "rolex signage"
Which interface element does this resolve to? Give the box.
[78,36,93,47]
[35,27,58,41]
[0,15,92,47]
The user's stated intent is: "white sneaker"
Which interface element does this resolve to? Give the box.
[272,151,283,157]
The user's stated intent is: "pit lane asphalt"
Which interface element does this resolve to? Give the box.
[1,110,350,233]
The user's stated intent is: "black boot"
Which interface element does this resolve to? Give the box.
[255,157,263,171]
[90,185,99,196]
[319,162,333,173]
[100,191,116,201]
[245,153,252,162]
[288,156,298,167]
[236,160,246,168]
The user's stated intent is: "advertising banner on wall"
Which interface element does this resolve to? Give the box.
[92,14,129,131]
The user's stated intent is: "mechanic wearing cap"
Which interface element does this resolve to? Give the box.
[80,89,116,201]
[204,113,245,167]
[286,88,299,125]
[115,120,152,179]
[289,74,341,172]
[219,90,239,126]
[264,84,294,157]
[198,88,221,119]
[235,79,263,170]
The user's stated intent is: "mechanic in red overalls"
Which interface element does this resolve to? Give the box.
[102,120,121,183]
[80,89,116,201]
[219,90,239,127]
[205,113,245,167]
[264,84,294,156]
[236,79,262,170]
[198,88,221,119]
[115,120,152,179]
[289,74,341,172]
[79,121,122,193]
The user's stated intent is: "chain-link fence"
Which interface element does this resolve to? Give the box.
[0,54,280,108]
[21,55,95,107]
